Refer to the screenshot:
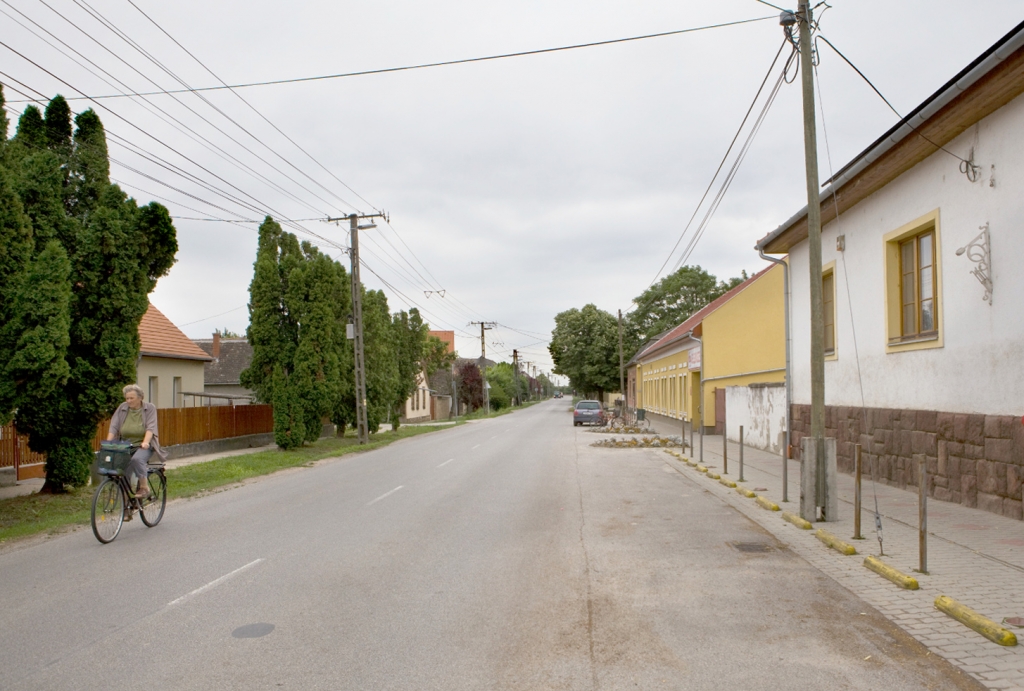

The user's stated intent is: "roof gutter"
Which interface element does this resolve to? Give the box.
[139,351,214,362]
[757,19,1024,253]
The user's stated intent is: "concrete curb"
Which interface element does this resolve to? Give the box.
[863,555,919,590]
[696,465,708,473]
[719,477,737,488]
[815,529,857,556]
[707,472,721,480]
[935,595,1018,646]
[736,487,756,498]
[755,495,780,511]
[781,511,813,530]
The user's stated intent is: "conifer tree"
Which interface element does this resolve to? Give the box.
[271,365,305,450]
[241,217,288,405]
[329,260,353,436]
[361,289,399,432]
[6,96,177,490]
[242,220,353,447]
[288,241,344,443]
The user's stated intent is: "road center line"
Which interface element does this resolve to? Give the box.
[367,485,404,505]
[437,458,455,468]
[472,444,480,450]
[167,558,264,608]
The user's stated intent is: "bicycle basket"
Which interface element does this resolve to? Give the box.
[96,441,133,473]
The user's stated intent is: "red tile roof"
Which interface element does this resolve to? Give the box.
[636,265,775,360]
[139,304,213,361]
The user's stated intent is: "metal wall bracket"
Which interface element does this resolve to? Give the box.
[955,223,992,305]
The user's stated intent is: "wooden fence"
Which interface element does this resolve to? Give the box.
[3,405,274,480]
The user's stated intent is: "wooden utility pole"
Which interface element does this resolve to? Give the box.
[329,211,387,444]
[470,321,496,411]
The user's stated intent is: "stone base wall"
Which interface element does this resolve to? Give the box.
[791,404,1023,521]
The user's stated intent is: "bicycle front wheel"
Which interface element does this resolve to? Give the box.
[91,479,125,544]
[140,470,166,527]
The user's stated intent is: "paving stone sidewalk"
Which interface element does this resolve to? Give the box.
[637,420,1024,690]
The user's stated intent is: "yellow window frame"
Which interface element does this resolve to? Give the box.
[883,209,943,353]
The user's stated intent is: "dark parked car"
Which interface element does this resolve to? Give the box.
[554,391,563,398]
[573,400,605,427]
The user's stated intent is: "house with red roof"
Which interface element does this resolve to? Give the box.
[627,264,785,447]
[136,303,213,408]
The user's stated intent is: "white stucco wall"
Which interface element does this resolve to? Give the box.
[787,91,1024,416]
[725,384,787,454]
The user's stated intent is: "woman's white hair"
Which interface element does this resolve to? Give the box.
[122,383,145,400]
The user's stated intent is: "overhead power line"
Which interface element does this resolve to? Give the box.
[121,0,377,214]
[815,34,980,177]
[642,36,793,294]
[19,16,775,102]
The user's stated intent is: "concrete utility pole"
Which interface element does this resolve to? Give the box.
[789,2,834,521]
[470,321,496,411]
[329,211,387,444]
[512,349,522,406]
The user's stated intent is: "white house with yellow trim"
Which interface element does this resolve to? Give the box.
[756,23,1024,520]
[631,264,785,436]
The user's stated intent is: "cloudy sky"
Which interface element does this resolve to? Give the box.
[3,0,1022,379]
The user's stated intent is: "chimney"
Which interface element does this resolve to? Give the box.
[212,332,221,358]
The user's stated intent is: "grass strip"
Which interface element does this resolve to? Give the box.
[0,423,450,544]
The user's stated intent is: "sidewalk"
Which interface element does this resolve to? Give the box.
[0,420,463,501]
[643,417,1024,690]
[0,445,278,501]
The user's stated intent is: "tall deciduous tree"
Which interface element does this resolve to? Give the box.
[456,362,484,412]
[549,304,619,400]
[625,265,748,353]
[4,94,177,489]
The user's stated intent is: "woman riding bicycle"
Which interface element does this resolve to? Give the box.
[106,384,167,498]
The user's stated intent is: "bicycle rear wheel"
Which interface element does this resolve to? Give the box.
[91,479,124,543]
[140,470,166,527]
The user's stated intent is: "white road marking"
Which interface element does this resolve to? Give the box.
[167,558,264,608]
[472,444,480,450]
[437,458,455,468]
[367,485,404,505]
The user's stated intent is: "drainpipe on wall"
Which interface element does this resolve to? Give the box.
[690,332,703,464]
[758,249,792,503]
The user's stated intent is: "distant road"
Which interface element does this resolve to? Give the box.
[0,400,978,690]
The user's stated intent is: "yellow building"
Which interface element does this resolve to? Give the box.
[631,264,785,433]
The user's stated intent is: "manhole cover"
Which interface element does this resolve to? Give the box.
[232,623,275,638]
[731,542,773,553]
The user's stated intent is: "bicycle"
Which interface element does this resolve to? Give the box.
[91,441,167,544]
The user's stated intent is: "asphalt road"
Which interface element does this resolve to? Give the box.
[0,400,981,690]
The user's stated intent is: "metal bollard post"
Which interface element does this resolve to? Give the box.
[689,419,694,456]
[722,425,728,475]
[739,425,745,482]
[853,444,863,539]
[918,454,928,574]
[741,423,749,483]
[782,440,789,503]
